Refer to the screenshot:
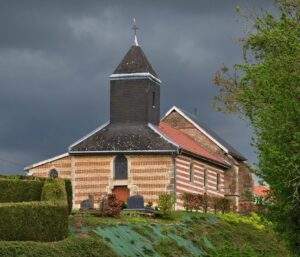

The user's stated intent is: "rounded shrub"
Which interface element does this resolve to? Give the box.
[41,179,67,203]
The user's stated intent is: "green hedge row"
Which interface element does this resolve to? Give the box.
[0,237,118,257]
[0,179,44,203]
[0,201,69,242]
[41,179,67,202]
[64,179,73,213]
[0,176,73,213]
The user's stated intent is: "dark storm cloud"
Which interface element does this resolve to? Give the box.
[0,0,271,173]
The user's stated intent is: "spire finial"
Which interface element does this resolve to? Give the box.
[132,18,139,46]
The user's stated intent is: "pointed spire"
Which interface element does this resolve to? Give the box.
[132,18,139,46]
[112,45,159,78]
[110,19,160,83]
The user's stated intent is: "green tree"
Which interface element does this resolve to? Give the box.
[213,0,300,253]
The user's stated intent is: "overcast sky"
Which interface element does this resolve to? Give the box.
[0,0,274,174]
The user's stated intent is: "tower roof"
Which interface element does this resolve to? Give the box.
[112,45,159,78]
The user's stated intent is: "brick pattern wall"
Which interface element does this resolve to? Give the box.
[28,152,243,211]
[163,111,222,154]
[29,154,174,209]
[163,110,254,211]
[28,156,72,179]
[175,155,225,209]
[129,155,174,205]
[73,155,112,208]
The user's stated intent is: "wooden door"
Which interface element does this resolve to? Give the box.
[112,186,130,203]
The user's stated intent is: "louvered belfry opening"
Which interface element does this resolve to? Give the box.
[114,154,128,180]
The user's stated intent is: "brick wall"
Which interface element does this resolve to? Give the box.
[28,154,174,209]
[28,151,247,211]
[129,155,174,205]
[175,155,225,209]
[163,111,222,154]
[163,110,254,211]
[72,155,112,208]
[28,155,72,179]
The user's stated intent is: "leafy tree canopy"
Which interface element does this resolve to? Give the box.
[213,0,300,253]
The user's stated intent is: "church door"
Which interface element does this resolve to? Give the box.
[112,186,130,203]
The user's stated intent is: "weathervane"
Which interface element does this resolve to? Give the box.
[132,18,139,46]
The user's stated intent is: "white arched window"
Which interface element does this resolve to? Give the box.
[114,154,128,180]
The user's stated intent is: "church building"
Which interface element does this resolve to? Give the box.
[25,31,253,211]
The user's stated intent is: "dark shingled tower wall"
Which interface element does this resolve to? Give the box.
[110,45,161,125]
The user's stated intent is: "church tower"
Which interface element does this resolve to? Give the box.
[109,32,161,125]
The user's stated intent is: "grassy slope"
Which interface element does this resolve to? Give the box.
[70,212,293,257]
[0,212,293,257]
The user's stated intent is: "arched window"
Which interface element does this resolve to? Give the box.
[216,173,220,191]
[114,154,128,180]
[189,161,194,182]
[204,169,207,188]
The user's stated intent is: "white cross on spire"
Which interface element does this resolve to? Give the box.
[132,18,139,46]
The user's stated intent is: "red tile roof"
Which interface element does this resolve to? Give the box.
[158,122,229,167]
[253,185,269,197]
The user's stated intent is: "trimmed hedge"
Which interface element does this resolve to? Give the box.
[0,201,68,241]
[41,179,67,202]
[0,175,73,213]
[0,178,70,242]
[0,178,44,203]
[0,237,118,257]
[64,179,73,214]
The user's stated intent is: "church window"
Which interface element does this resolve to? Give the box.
[152,92,156,108]
[204,169,207,187]
[189,161,194,182]
[114,154,128,180]
[216,173,220,191]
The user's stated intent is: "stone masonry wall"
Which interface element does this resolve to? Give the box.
[28,154,175,209]
[163,111,222,154]
[175,155,225,209]
[72,155,113,208]
[27,155,72,179]
[129,155,174,205]
[163,110,254,211]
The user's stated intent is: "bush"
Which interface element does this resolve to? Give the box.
[158,193,175,219]
[181,192,231,213]
[216,197,231,213]
[64,179,73,213]
[0,178,44,203]
[0,237,118,257]
[98,194,122,217]
[182,193,202,211]
[0,201,68,241]
[41,179,67,203]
